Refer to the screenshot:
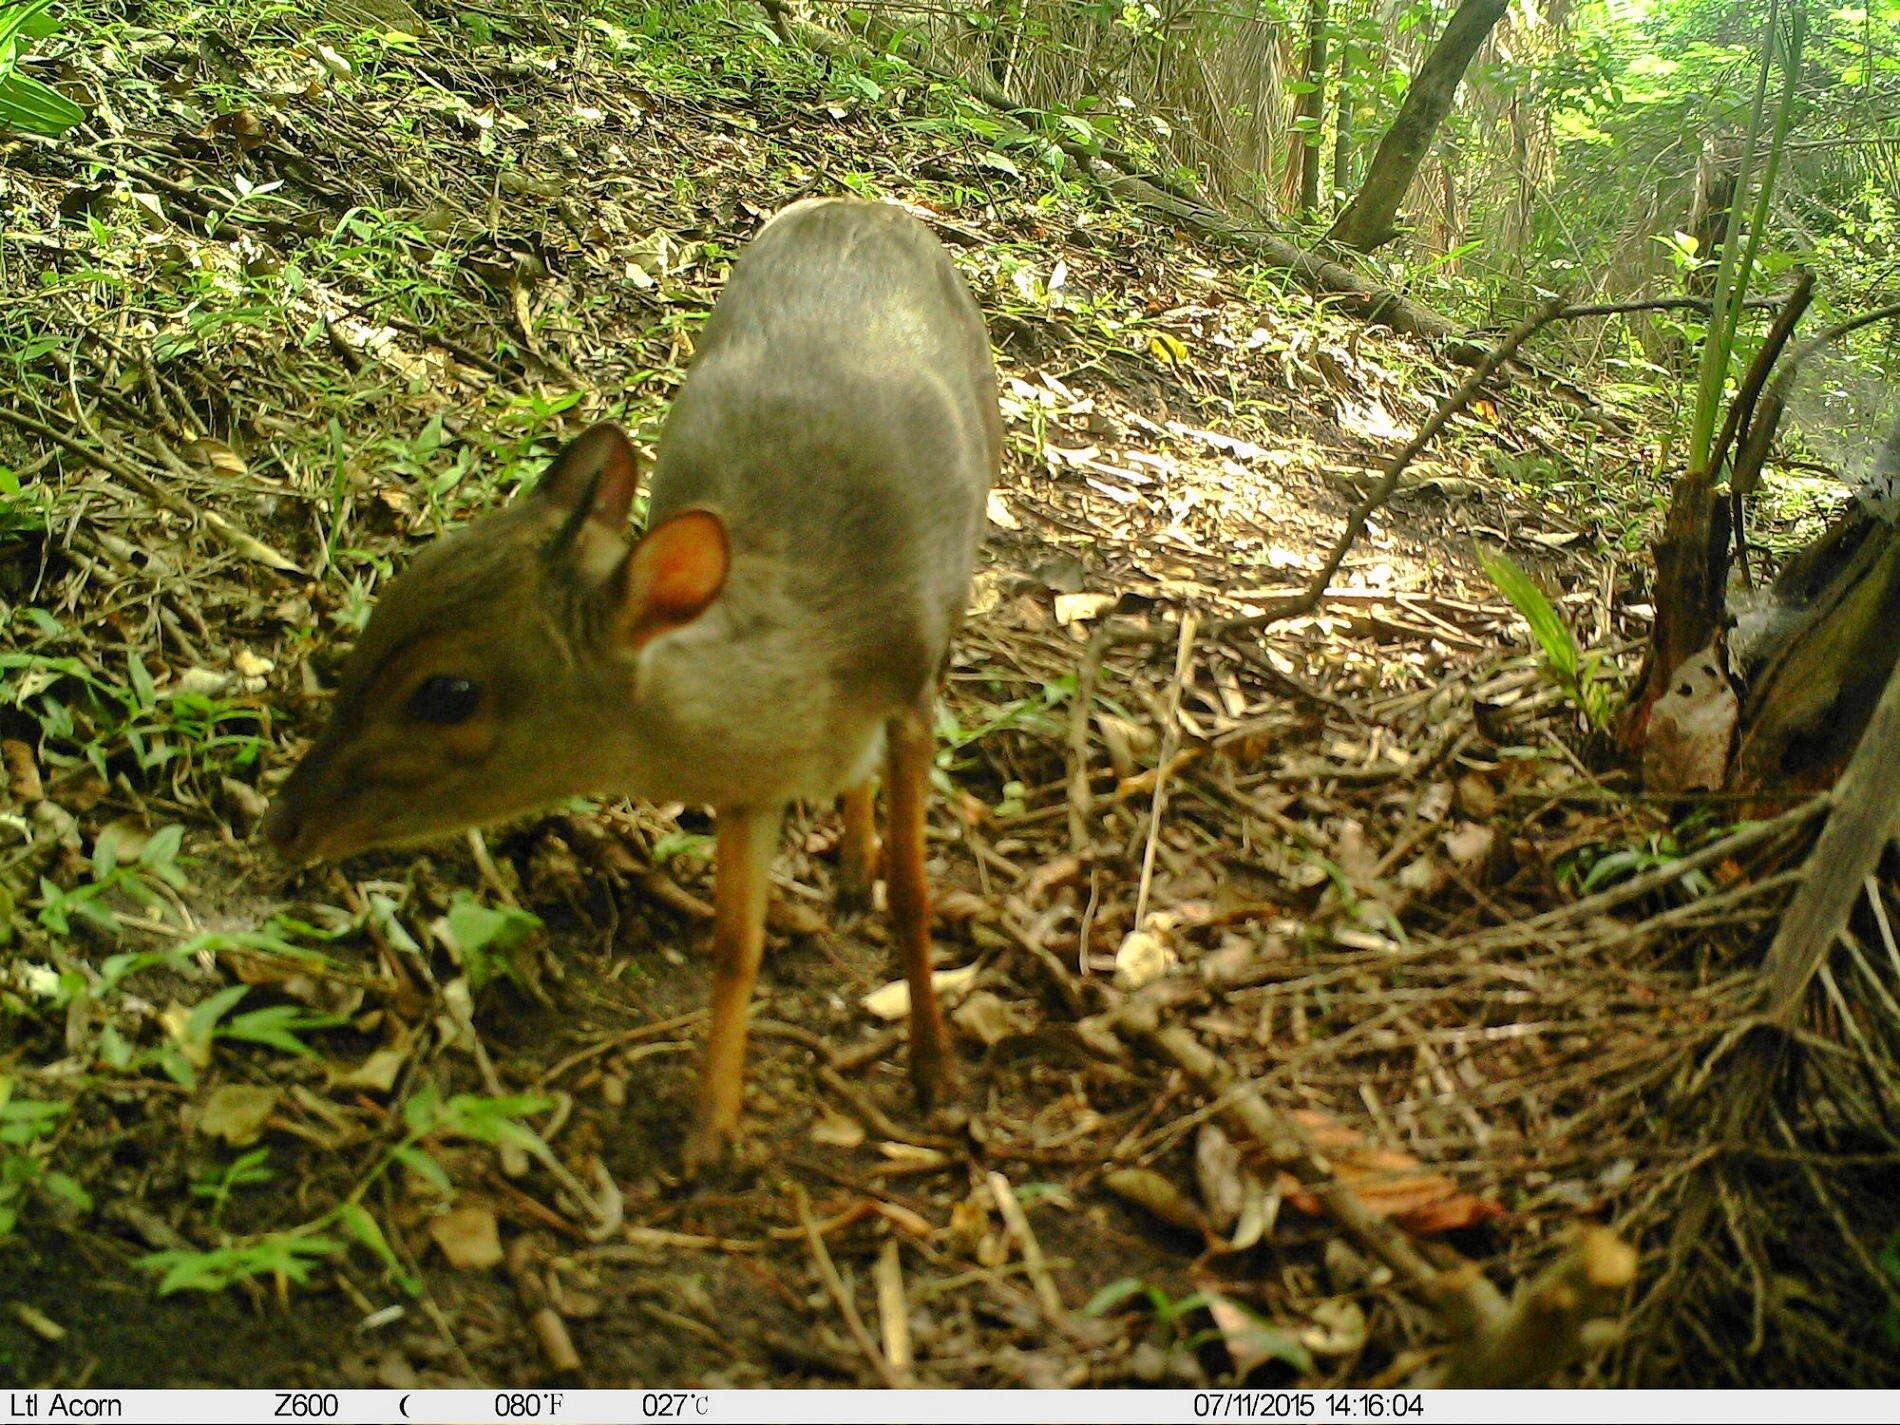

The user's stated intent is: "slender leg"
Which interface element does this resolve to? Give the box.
[683,803,782,1171]
[883,702,957,1107]
[836,778,878,914]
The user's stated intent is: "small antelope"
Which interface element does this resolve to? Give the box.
[263,198,1000,1166]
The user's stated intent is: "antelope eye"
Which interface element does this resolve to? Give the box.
[407,675,482,725]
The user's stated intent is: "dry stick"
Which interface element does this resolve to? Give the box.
[874,1239,917,1389]
[505,1236,583,1374]
[536,1009,705,1085]
[1708,271,1814,489]
[1066,620,1111,857]
[1430,1228,1639,1388]
[1733,300,1900,501]
[792,1183,906,1390]
[1709,273,1815,582]
[986,1169,1073,1337]
[0,402,303,575]
[1133,611,1198,928]
[1558,296,1784,319]
[1217,297,1566,637]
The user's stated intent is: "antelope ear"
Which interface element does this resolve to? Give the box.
[539,423,642,567]
[610,509,729,647]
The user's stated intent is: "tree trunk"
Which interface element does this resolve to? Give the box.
[1292,0,1331,219]
[1734,478,1900,791]
[1326,0,1510,252]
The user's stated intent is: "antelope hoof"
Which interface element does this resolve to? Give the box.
[908,1042,959,1113]
[834,861,874,918]
[681,1117,738,1178]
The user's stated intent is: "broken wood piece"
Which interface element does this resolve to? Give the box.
[1756,647,1900,1024]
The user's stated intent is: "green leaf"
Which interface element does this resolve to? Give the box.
[219,1003,345,1057]
[40,1169,92,1213]
[437,1092,550,1151]
[141,1233,342,1295]
[0,1,56,53]
[0,72,85,138]
[392,1143,452,1196]
[127,651,158,709]
[443,895,539,956]
[1477,547,1580,683]
[337,1201,420,1295]
[140,823,185,869]
[401,1083,442,1136]
[1081,1276,1149,1318]
[185,984,250,1045]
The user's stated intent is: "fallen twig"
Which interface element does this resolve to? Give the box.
[874,1238,917,1388]
[1133,612,1198,928]
[986,1169,1073,1337]
[793,1183,906,1389]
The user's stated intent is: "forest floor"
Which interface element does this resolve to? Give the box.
[2,0,1893,1393]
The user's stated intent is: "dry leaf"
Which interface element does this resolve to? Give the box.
[810,1109,865,1149]
[1054,592,1116,626]
[3,738,43,802]
[196,1084,279,1146]
[1114,927,1177,990]
[1195,1123,1246,1235]
[1642,645,1737,794]
[859,964,979,1021]
[429,1204,503,1269]
[1301,1298,1369,1357]
[1201,1290,1313,1377]
[332,1044,407,1094]
[1230,1174,1279,1251]
[1102,1167,1208,1234]
[1283,1110,1505,1234]
[1025,853,1084,904]
[1442,822,1495,872]
[951,989,1016,1046]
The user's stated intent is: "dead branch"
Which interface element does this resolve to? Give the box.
[1557,296,1784,319]
[1133,613,1198,926]
[1713,272,1815,581]
[1066,621,1111,856]
[793,1183,906,1389]
[1218,297,1566,634]
[1734,300,1900,502]
[986,1169,1075,1337]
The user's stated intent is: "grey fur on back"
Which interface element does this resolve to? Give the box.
[650,199,999,711]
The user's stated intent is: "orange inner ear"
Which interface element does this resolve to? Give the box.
[622,510,729,644]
